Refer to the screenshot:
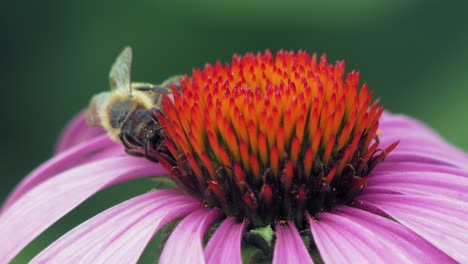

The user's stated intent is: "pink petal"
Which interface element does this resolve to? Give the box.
[379,113,468,168]
[380,113,443,140]
[373,161,468,177]
[379,124,445,145]
[358,193,468,263]
[384,138,468,165]
[384,151,468,170]
[273,221,313,264]
[204,217,245,264]
[55,110,106,154]
[365,171,468,202]
[2,134,120,212]
[159,208,220,264]
[0,156,165,263]
[32,189,202,263]
[309,206,454,263]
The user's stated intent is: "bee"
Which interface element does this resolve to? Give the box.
[86,46,182,161]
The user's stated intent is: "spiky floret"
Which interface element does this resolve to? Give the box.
[157,50,398,228]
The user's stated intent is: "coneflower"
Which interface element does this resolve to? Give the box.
[1,50,467,263]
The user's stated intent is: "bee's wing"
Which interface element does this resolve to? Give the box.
[109,46,132,93]
[87,92,111,126]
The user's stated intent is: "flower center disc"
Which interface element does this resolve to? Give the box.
[157,50,398,228]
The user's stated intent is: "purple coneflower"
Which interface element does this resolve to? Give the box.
[1,50,468,263]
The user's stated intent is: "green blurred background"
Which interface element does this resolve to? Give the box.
[2,0,468,262]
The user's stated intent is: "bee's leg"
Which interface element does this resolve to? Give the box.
[125,148,145,157]
[119,133,144,157]
[143,127,166,162]
[144,139,159,162]
[153,136,164,155]
[154,126,166,149]
[119,133,132,149]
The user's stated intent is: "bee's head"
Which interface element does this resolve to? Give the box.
[120,109,163,152]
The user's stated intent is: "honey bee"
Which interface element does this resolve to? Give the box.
[86,46,182,161]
